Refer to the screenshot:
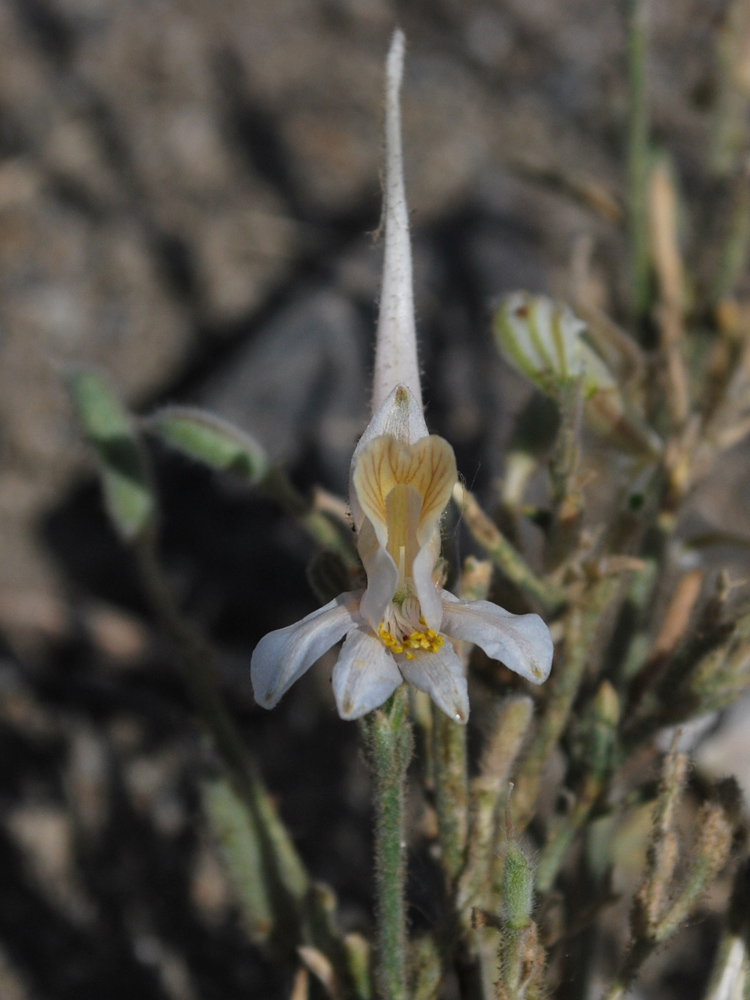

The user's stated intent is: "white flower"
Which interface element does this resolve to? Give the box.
[250,31,554,723]
[252,384,553,723]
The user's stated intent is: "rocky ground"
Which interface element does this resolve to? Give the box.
[0,1,747,997]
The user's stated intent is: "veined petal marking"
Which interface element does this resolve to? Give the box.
[349,385,429,531]
[352,433,457,549]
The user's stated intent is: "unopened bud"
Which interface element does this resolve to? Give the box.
[495,292,609,395]
[585,681,620,775]
[696,799,735,866]
[458,556,493,603]
[501,792,535,932]
[502,841,535,931]
[494,293,662,456]
[146,406,269,484]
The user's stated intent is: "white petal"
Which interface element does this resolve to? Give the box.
[399,641,469,724]
[439,595,553,685]
[251,592,362,709]
[349,385,428,529]
[359,540,400,632]
[412,538,443,632]
[332,628,404,720]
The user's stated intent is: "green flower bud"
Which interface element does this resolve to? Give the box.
[502,841,535,931]
[494,293,662,456]
[584,680,620,777]
[146,406,269,483]
[495,292,612,396]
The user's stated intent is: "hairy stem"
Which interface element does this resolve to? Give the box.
[546,376,584,570]
[362,688,414,1000]
[453,484,566,613]
[512,577,621,831]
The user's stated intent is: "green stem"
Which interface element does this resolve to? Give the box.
[602,940,655,1000]
[536,681,619,895]
[134,533,309,945]
[453,485,566,613]
[432,707,469,890]
[626,0,651,325]
[262,466,359,568]
[711,170,750,305]
[546,377,584,570]
[362,688,414,1000]
[512,577,621,831]
[535,774,602,896]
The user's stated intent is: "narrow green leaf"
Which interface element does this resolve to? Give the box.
[147,406,268,483]
[69,370,156,541]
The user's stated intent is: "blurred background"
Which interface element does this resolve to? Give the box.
[0,1,747,997]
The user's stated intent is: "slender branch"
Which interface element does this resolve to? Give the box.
[545,375,584,570]
[535,681,619,895]
[431,707,468,889]
[625,0,651,325]
[453,483,566,613]
[711,167,750,306]
[711,0,750,178]
[261,466,359,568]
[458,697,533,922]
[134,532,309,946]
[649,159,690,430]
[362,688,414,1000]
[512,577,622,831]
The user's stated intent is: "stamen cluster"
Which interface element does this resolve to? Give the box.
[378,619,445,659]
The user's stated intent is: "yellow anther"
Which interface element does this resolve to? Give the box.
[378,622,398,648]
[378,620,444,656]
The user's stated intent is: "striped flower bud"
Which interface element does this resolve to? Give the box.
[495,293,661,456]
[495,292,614,396]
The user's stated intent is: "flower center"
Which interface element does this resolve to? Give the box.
[377,616,445,659]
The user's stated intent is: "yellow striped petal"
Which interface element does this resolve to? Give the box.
[352,433,457,549]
